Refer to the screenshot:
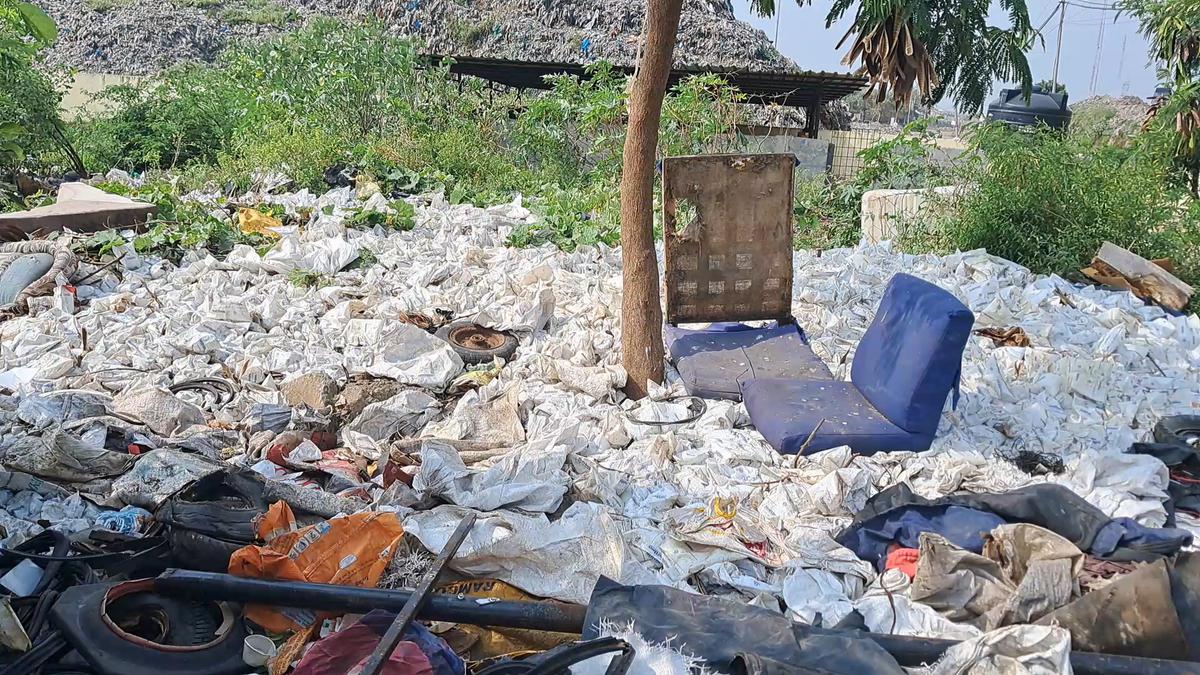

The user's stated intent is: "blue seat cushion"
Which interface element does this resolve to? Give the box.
[742,378,934,455]
[666,323,834,400]
[850,274,975,435]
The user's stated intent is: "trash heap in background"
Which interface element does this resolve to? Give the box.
[0,176,1197,674]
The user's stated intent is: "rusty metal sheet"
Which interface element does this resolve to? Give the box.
[662,154,795,324]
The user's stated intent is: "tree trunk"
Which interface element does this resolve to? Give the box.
[619,0,683,399]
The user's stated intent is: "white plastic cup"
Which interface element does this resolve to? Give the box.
[242,634,277,668]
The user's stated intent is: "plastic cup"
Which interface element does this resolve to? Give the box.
[242,634,276,668]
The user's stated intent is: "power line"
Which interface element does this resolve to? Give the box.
[1064,1,1121,10]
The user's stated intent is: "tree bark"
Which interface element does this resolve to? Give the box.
[619,0,683,399]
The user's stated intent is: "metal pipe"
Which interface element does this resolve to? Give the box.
[156,571,1200,674]
[153,569,586,634]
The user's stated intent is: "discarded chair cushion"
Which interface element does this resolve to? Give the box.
[745,273,974,455]
[850,273,974,434]
[744,379,935,454]
[666,322,833,400]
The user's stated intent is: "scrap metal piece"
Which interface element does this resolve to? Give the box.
[360,512,477,675]
[662,154,795,324]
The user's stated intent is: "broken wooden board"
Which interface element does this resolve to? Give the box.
[662,154,795,324]
[1081,242,1194,312]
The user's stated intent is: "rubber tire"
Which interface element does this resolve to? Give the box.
[104,592,221,646]
[52,582,247,675]
[1155,415,1200,447]
[436,321,518,365]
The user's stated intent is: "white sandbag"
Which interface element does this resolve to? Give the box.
[414,440,568,513]
[405,502,664,604]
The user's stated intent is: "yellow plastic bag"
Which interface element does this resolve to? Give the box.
[434,579,576,661]
[237,208,283,239]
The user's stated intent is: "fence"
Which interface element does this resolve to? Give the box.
[818,128,896,179]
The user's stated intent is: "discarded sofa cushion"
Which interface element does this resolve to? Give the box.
[743,379,932,454]
[837,483,1194,570]
[585,578,905,674]
[666,322,833,400]
[850,273,974,435]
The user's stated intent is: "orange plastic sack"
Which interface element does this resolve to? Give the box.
[229,501,405,633]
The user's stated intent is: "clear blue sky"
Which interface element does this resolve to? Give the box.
[731,0,1160,105]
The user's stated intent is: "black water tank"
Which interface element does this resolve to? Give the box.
[985,85,1071,129]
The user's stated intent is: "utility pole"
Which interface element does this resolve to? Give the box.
[1117,35,1127,88]
[773,1,783,46]
[1052,0,1067,89]
[1089,20,1105,94]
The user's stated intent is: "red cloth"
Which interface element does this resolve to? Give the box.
[292,622,434,675]
[885,546,920,579]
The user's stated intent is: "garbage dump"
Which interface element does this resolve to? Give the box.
[0,178,1198,674]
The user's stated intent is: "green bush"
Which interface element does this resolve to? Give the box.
[939,123,1198,291]
[791,175,860,250]
[218,0,296,25]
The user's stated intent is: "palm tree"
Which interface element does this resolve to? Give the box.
[619,0,1037,398]
[1122,0,1200,196]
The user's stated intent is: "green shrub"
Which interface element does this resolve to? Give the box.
[939,123,1196,289]
[218,0,295,25]
[792,174,860,250]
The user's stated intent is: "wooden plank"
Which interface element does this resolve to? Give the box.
[1084,241,1194,312]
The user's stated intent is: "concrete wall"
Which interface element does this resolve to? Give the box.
[861,185,964,244]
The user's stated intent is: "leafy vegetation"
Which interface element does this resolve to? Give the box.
[748,0,1035,113]
[288,269,330,288]
[218,0,297,26]
[1,0,85,190]
[1122,0,1200,195]
[1035,79,1067,95]
[63,21,747,251]
[941,124,1196,287]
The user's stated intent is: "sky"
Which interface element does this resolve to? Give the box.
[731,0,1161,106]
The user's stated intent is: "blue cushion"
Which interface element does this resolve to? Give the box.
[666,323,834,400]
[850,274,975,434]
[742,378,933,455]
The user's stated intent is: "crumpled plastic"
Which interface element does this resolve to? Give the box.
[229,501,405,632]
[0,470,102,546]
[343,389,441,460]
[111,386,207,437]
[345,320,464,390]
[0,430,134,489]
[405,502,662,605]
[108,448,221,508]
[422,385,525,449]
[0,187,1195,638]
[414,439,568,513]
[16,390,111,429]
[910,624,1072,675]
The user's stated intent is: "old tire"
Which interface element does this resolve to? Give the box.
[436,321,518,365]
[1155,415,1200,448]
